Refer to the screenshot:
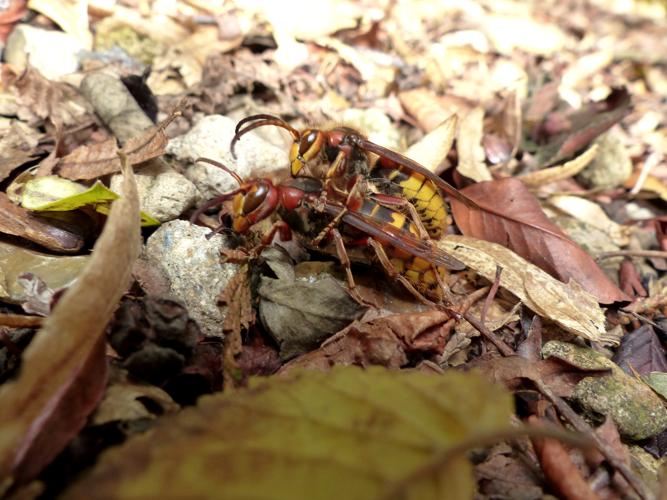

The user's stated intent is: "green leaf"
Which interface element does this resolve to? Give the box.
[63,366,512,500]
[21,176,160,227]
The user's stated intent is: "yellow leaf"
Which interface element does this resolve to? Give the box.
[21,176,160,227]
[62,367,512,500]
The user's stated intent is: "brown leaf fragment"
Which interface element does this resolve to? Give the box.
[398,88,457,132]
[219,265,255,386]
[280,310,453,373]
[11,65,90,127]
[0,154,141,487]
[528,415,600,500]
[612,325,667,377]
[535,88,631,167]
[0,152,36,182]
[449,177,630,304]
[475,443,544,499]
[472,355,607,398]
[55,113,173,180]
[0,193,83,252]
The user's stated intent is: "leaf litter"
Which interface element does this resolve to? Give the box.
[0,0,665,498]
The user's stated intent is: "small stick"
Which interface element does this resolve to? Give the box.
[462,311,514,357]
[597,249,667,260]
[535,379,650,500]
[480,266,503,325]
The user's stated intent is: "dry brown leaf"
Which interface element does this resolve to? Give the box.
[403,114,458,174]
[11,65,90,127]
[0,155,140,486]
[437,235,610,343]
[450,177,630,304]
[398,88,456,132]
[457,107,492,182]
[547,194,631,247]
[93,382,178,426]
[624,171,667,202]
[56,116,171,180]
[520,144,598,187]
[281,310,453,373]
[0,193,83,252]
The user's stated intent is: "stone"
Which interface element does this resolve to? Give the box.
[5,24,83,79]
[144,220,238,336]
[577,131,633,189]
[543,341,667,440]
[166,115,288,201]
[110,161,197,222]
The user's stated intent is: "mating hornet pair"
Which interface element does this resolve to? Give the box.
[191,114,478,306]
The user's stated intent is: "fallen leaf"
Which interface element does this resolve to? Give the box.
[55,116,171,180]
[457,107,492,182]
[22,177,160,227]
[92,382,179,426]
[403,114,458,174]
[483,91,521,165]
[0,241,88,303]
[624,172,667,202]
[0,1,26,43]
[437,235,610,343]
[449,177,630,304]
[612,325,667,377]
[0,154,141,486]
[282,310,453,372]
[547,193,631,247]
[398,88,457,132]
[535,87,631,167]
[27,0,93,48]
[528,415,599,500]
[0,193,83,252]
[62,367,513,500]
[10,65,91,127]
[258,271,365,359]
[520,144,598,187]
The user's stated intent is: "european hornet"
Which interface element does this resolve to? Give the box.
[189,158,465,306]
[230,114,481,239]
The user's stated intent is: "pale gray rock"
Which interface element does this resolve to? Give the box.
[578,131,632,189]
[144,220,238,336]
[166,115,288,201]
[5,24,83,79]
[110,162,197,222]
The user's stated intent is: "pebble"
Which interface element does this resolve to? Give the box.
[5,24,83,79]
[110,161,197,222]
[144,220,238,336]
[166,115,288,201]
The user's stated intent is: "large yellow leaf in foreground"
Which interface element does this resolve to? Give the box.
[64,367,512,500]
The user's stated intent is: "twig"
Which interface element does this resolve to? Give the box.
[463,311,515,357]
[0,314,43,328]
[480,266,503,325]
[629,150,661,196]
[381,424,593,500]
[534,379,650,500]
[597,249,667,260]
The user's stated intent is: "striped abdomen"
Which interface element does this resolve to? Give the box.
[356,199,445,298]
[372,164,448,239]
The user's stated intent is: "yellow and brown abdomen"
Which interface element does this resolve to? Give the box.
[356,199,446,298]
[373,165,448,239]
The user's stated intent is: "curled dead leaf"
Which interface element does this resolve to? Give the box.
[0,154,141,486]
[449,177,630,304]
[519,144,598,187]
[437,235,611,343]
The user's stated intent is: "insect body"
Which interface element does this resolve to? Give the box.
[190,158,463,303]
[230,115,465,239]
